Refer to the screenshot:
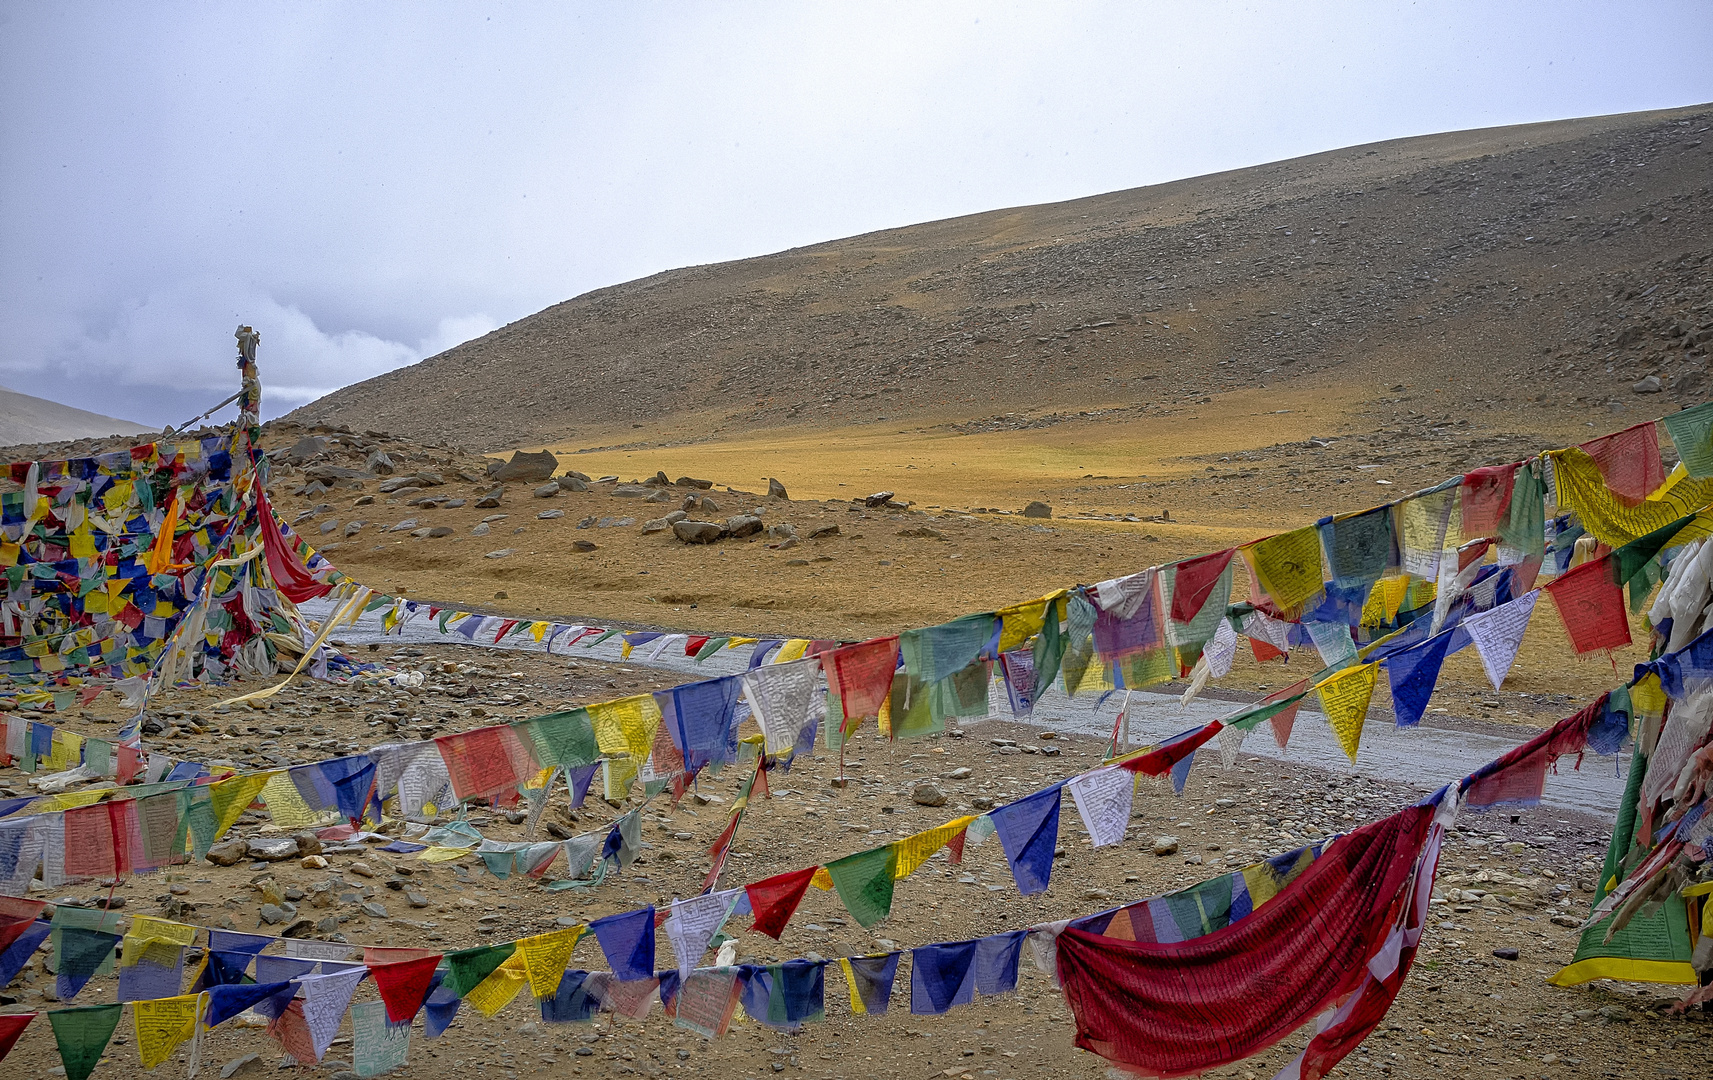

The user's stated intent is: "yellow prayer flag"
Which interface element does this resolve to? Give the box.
[33,789,108,813]
[122,915,197,970]
[134,992,203,1069]
[810,866,834,891]
[588,695,662,761]
[1549,447,1713,547]
[891,817,976,880]
[773,639,811,664]
[838,957,868,1015]
[259,771,335,830]
[209,772,274,838]
[1629,673,1668,722]
[417,846,473,863]
[516,926,584,999]
[996,592,1064,654]
[67,524,96,559]
[464,950,531,1017]
[1316,662,1377,762]
[1245,527,1324,610]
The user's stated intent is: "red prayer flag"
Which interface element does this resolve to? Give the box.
[1543,555,1631,654]
[745,865,820,939]
[1580,421,1665,505]
[1462,696,1608,809]
[63,800,135,878]
[434,725,536,800]
[490,619,519,643]
[1460,463,1519,538]
[945,825,968,866]
[1116,721,1223,778]
[116,744,141,786]
[1169,549,1235,624]
[0,897,45,953]
[684,635,711,656]
[257,489,333,603]
[0,1013,36,1063]
[367,954,443,1023]
[825,636,900,729]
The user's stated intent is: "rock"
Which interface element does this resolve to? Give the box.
[674,520,724,544]
[697,495,721,513]
[807,523,840,539]
[258,903,289,925]
[471,522,490,536]
[1492,947,1520,961]
[665,510,688,524]
[557,476,589,492]
[426,525,454,537]
[1152,836,1180,856]
[1631,375,1663,394]
[676,476,714,489]
[767,523,797,540]
[1022,501,1053,518]
[645,489,672,503]
[642,518,671,533]
[343,521,364,537]
[944,767,973,780]
[1550,914,1580,927]
[406,891,430,908]
[220,1053,262,1078]
[1598,1005,1630,1022]
[301,855,328,869]
[365,452,394,475]
[725,514,764,538]
[293,832,323,855]
[475,488,504,508]
[970,796,997,811]
[491,449,558,482]
[534,482,561,498]
[414,471,445,486]
[409,527,433,538]
[248,837,300,861]
[767,478,788,499]
[455,468,486,483]
[282,435,328,463]
[538,509,564,519]
[863,490,895,507]
[318,518,339,534]
[483,548,515,559]
[910,783,947,807]
[572,540,598,552]
[377,477,418,493]
[361,901,389,919]
[610,485,653,498]
[206,839,249,866]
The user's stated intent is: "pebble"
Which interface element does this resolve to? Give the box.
[1152,836,1180,856]
[361,901,389,919]
[301,855,328,869]
[348,861,375,878]
[911,783,948,807]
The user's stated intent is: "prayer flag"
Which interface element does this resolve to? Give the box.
[738,960,825,1031]
[206,981,295,1028]
[0,1012,35,1062]
[839,953,900,1016]
[824,846,898,928]
[48,1004,122,1080]
[133,992,202,1070]
[1544,555,1631,654]
[351,999,411,1077]
[1461,589,1539,690]
[1663,400,1713,478]
[1384,631,1453,729]
[1459,463,1519,539]
[1316,662,1377,762]
[910,940,977,1015]
[892,817,976,879]
[1246,527,1324,609]
[742,656,823,756]
[824,637,900,732]
[989,784,1063,895]
[1066,766,1133,847]
[589,906,655,981]
[747,865,820,939]
[368,953,442,1023]
[1580,421,1665,504]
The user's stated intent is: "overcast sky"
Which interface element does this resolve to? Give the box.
[2,2,1710,428]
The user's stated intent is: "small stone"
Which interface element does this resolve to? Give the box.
[348,861,375,878]
[1083,888,1111,901]
[534,482,561,498]
[911,783,947,807]
[897,526,944,539]
[572,539,597,552]
[471,521,490,535]
[258,903,288,925]
[767,478,788,499]
[674,520,723,544]
[1550,914,1580,927]
[557,475,590,492]
[1022,501,1052,518]
[676,476,714,489]
[1598,1004,1630,1022]
[514,1021,541,1037]
[767,522,797,540]
[538,509,564,519]
[1492,947,1520,961]
[807,523,841,539]
[475,488,504,508]
[293,832,323,855]
[1632,375,1663,394]
[642,518,671,533]
[407,891,430,908]
[248,837,300,861]
[1152,836,1180,856]
[426,525,454,537]
[361,901,389,919]
[301,855,328,870]
[484,548,515,559]
[863,490,895,507]
[206,839,249,866]
[944,767,973,780]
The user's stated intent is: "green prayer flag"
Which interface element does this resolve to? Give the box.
[1662,401,1713,477]
[1499,464,1546,554]
[50,907,122,979]
[1615,513,1693,598]
[693,636,729,661]
[48,1004,123,1080]
[1059,593,1100,697]
[1031,597,1065,702]
[514,709,600,769]
[824,846,897,928]
[351,999,410,1076]
[900,614,996,685]
[442,941,517,998]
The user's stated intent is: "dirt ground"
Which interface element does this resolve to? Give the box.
[0,638,1705,1080]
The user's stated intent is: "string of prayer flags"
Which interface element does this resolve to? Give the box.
[589,906,655,981]
[1544,555,1632,654]
[1245,526,1324,609]
[825,637,900,734]
[1580,420,1666,504]
[1316,661,1378,762]
[0,1012,35,1063]
[1663,401,1713,477]
[48,1003,123,1080]
[1066,766,1133,847]
[823,846,899,928]
[1115,722,1222,782]
[1384,632,1455,729]
[1549,446,1713,547]
[839,952,901,1016]
[1462,589,1540,690]
[350,999,410,1077]
[989,784,1064,895]
[132,992,201,1070]
[746,866,820,939]
[367,953,442,1023]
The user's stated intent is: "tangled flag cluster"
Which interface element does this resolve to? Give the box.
[0,403,1711,1077]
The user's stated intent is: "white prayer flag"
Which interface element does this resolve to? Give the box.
[1462,589,1539,691]
[1065,765,1133,848]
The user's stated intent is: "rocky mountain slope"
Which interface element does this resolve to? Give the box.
[290,104,1713,451]
[0,384,152,445]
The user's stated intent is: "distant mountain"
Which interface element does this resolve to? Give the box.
[0,385,154,448]
[290,103,1713,450]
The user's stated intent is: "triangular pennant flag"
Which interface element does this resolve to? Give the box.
[442,942,517,999]
[300,966,369,1062]
[462,950,530,1018]
[1462,589,1540,691]
[517,926,584,999]
[1269,698,1305,750]
[746,866,820,939]
[838,953,901,1016]
[1384,632,1454,729]
[664,890,742,975]
[367,954,442,1023]
[823,846,898,928]
[422,981,460,1038]
[1065,767,1132,847]
[206,981,296,1029]
[1316,662,1377,762]
[589,906,655,981]
[1543,556,1631,654]
[910,940,977,1015]
[0,921,51,988]
[1663,400,1713,477]
[989,784,1063,895]
[134,992,202,1070]
[48,1004,122,1080]
[55,927,120,1000]
[0,1012,36,1062]
[892,817,977,880]
[0,896,46,953]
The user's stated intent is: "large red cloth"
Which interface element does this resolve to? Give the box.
[1580,421,1665,505]
[367,954,442,1023]
[825,636,900,728]
[1170,549,1235,624]
[257,489,333,603]
[1055,803,1434,1079]
[746,865,820,939]
[1543,555,1631,654]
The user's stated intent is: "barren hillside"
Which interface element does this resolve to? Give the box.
[291,105,1713,453]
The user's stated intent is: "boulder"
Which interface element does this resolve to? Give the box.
[491,449,558,482]
[365,452,394,475]
[665,510,688,524]
[414,471,445,486]
[767,523,797,540]
[1152,836,1180,856]
[562,470,591,482]
[645,489,672,503]
[674,520,724,544]
[1632,374,1663,393]
[426,525,454,537]
[647,471,672,487]
[292,832,323,855]
[206,838,249,866]
[642,518,671,533]
[281,436,328,463]
[1022,501,1052,518]
[248,837,301,861]
[377,477,418,493]
[676,476,714,489]
[767,478,788,499]
[725,514,764,538]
